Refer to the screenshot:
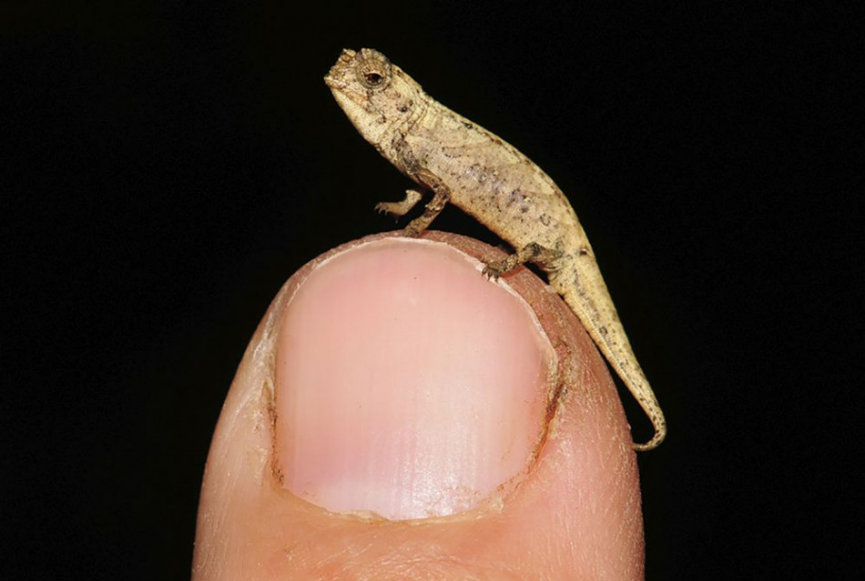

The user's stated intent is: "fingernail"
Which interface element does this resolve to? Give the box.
[275,238,554,520]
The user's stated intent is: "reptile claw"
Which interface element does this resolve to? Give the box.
[482,264,501,280]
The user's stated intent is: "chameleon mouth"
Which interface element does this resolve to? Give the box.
[322,74,343,90]
[323,48,357,90]
[324,49,374,116]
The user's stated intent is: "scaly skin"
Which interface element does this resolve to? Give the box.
[325,48,665,450]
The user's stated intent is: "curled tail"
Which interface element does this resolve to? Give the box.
[555,266,667,451]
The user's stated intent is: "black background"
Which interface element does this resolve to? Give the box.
[3,1,861,579]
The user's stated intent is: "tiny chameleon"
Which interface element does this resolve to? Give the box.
[325,48,666,451]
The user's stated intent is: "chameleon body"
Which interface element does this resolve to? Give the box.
[325,48,666,450]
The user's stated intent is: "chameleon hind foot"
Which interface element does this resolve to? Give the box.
[483,242,563,279]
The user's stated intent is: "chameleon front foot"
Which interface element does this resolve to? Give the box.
[375,189,423,217]
[399,187,450,239]
[403,222,423,238]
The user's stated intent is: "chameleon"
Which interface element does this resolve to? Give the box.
[325,48,666,451]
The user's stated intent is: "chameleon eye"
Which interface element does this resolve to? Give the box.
[356,50,392,90]
[358,66,389,90]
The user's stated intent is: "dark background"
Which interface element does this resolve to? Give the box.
[3,1,861,579]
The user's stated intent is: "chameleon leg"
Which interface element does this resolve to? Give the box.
[482,242,563,279]
[375,190,423,217]
[403,189,449,237]
[402,167,451,237]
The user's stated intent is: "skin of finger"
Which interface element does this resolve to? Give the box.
[192,231,644,581]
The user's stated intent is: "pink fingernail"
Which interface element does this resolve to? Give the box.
[275,238,553,520]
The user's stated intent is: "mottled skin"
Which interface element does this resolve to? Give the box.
[325,48,665,450]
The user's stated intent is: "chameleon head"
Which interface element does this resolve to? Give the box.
[325,48,424,154]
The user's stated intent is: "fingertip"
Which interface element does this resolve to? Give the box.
[194,232,644,580]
